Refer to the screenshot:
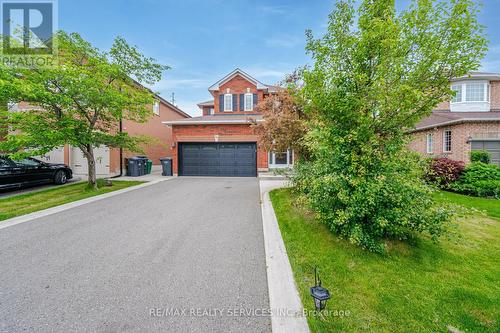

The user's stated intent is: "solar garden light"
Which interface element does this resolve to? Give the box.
[310,266,331,311]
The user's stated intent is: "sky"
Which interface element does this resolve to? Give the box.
[58,0,500,116]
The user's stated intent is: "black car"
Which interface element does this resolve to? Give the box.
[0,156,73,190]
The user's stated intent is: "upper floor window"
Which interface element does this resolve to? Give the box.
[466,83,487,102]
[153,101,160,115]
[450,81,490,112]
[451,81,489,103]
[426,133,433,154]
[244,93,253,111]
[451,85,462,103]
[443,130,452,152]
[208,108,214,115]
[224,94,233,112]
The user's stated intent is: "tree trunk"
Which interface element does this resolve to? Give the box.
[82,145,98,190]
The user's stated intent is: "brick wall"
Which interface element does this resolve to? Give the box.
[490,80,500,110]
[111,100,188,173]
[213,75,265,115]
[408,121,500,163]
[171,124,268,174]
[201,106,213,116]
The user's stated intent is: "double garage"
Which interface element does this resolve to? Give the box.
[178,142,257,177]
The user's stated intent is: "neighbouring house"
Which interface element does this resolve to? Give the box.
[163,68,293,177]
[6,96,190,178]
[409,72,500,166]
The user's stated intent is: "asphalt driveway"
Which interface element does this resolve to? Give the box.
[0,178,271,333]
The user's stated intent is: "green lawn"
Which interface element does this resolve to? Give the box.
[270,189,499,333]
[0,180,145,221]
[433,190,500,219]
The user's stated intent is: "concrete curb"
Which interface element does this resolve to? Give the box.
[0,178,172,231]
[259,180,310,333]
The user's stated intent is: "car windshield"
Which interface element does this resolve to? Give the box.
[15,158,41,167]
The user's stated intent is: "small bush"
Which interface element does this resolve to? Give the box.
[426,157,465,188]
[293,153,457,253]
[470,150,491,164]
[451,162,500,198]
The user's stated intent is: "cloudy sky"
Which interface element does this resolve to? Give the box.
[60,0,500,116]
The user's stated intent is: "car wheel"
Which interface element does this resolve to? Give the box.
[54,170,67,185]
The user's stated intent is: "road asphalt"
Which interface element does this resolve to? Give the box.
[0,177,271,333]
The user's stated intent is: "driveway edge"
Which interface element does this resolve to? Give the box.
[0,179,172,230]
[259,180,310,333]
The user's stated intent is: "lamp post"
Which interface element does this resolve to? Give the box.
[310,266,331,311]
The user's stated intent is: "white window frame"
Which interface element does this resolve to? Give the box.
[451,84,462,103]
[244,93,253,111]
[208,108,214,115]
[426,133,433,154]
[153,101,160,115]
[451,82,489,103]
[269,149,294,169]
[224,94,233,112]
[450,80,490,112]
[443,130,452,153]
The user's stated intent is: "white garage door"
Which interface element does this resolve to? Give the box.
[71,146,110,177]
[38,146,65,164]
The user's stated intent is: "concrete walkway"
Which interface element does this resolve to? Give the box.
[0,178,270,333]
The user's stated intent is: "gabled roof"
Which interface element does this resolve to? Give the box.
[156,95,191,118]
[208,68,269,92]
[411,111,500,132]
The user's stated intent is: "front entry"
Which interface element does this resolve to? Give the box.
[178,142,257,177]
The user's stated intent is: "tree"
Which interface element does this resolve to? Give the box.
[0,31,168,189]
[294,0,487,252]
[253,88,309,157]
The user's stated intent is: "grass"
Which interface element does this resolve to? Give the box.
[270,189,499,333]
[433,190,500,219]
[0,180,145,221]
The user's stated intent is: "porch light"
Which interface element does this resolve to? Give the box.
[466,135,472,144]
[310,267,331,311]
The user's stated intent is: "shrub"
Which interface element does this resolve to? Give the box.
[426,157,465,188]
[470,150,491,164]
[293,152,456,253]
[451,162,500,198]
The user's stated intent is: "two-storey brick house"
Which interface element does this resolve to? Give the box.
[409,72,500,165]
[163,69,292,176]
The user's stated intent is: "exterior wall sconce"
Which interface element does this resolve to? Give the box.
[466,135,472,144]
[310,266,331,311]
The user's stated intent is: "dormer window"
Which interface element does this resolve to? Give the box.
[450,80,490,112]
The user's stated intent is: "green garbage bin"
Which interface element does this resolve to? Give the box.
[146,160,153,174]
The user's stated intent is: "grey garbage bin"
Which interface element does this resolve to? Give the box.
[133,156,147,175]
[159,157,173,176]
[127,157,145,177]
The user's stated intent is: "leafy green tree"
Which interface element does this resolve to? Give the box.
[0,32,168,189]
[294,0,487,252]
